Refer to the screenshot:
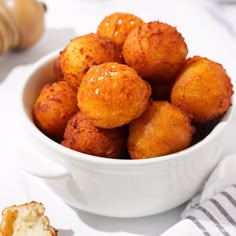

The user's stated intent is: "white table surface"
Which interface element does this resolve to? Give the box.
[0,0,236,235]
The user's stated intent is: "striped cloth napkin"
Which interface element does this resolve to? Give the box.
[162,153,236,236]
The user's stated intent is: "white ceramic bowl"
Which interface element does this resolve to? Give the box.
[18,50,233,218]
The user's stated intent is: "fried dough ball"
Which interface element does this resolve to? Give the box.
[123,21,188,83]
[77,62,152,128]
[171,56,233,124]
[0,202,57,236]
[33,81,79,142]
[128,101,193,159]
[59,33,123,90]
[97,12,144,47]
[62,112,127,158]
[53,56,64,81]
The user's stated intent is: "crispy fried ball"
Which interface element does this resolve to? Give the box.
[59,33,123,90]
[171,56,234,124]
[128,101,193,159]
[0,202,57,236]
[53,56,64,81]
[77,62,152,129]
[97,12,144,47]
[33,81,79,142]
[123,21,188,83]
[62,112,127,159]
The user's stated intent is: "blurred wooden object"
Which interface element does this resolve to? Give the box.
[0,0,46,55]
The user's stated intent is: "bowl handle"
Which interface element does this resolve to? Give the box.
[18,147,70,180]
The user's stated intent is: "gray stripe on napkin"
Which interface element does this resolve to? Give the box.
[221,191,236,208]
[186,215,211,236]
[209,198,236,227]
[197,206,231,236]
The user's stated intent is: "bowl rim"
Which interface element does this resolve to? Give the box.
[18,50,234,167]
